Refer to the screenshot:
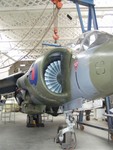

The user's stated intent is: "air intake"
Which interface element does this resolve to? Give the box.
[44,60,62,93]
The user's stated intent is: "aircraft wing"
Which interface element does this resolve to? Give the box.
[0,72,24,94]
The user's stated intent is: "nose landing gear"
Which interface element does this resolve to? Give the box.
[55,111,77,149]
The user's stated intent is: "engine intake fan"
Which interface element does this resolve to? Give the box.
[44,60,62,93]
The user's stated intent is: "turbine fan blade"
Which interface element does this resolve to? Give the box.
[44,60,62,93]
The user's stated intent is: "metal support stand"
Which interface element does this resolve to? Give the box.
[76,97,113,141]
[105,97,113,140]
[71,0,98,32]
[77,111,84,130]
[55,110,77,149]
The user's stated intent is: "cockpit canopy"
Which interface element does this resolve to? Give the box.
[66,30,113,54]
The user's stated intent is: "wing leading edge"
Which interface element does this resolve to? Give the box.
[0,72,24,94]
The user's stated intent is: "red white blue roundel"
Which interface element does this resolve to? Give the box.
[29,64,38,86]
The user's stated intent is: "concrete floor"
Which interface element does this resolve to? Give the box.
[0,112,113,150]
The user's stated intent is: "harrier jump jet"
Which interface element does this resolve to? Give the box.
[0,30,113,148]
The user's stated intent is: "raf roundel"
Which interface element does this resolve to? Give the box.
[29,64,38,86]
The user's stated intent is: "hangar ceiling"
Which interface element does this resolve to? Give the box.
[0,0,113,74]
